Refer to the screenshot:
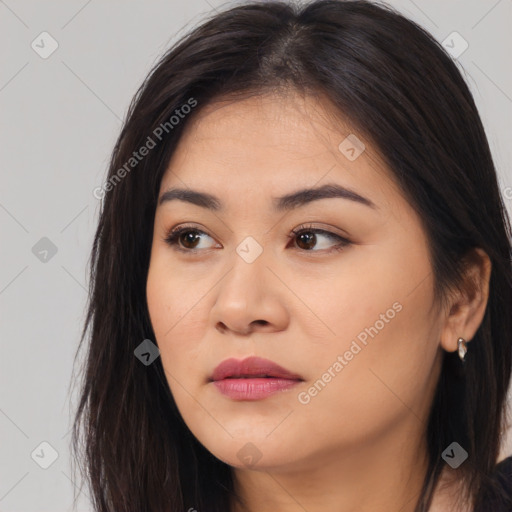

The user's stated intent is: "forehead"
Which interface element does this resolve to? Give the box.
[158,92,399,210]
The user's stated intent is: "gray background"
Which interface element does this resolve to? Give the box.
[1,0,511,510]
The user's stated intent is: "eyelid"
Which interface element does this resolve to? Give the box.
[163,223,218,254]
[287,223,351,254]
[290,222,350,240]
[163,222,351,254]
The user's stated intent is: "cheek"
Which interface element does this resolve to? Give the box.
[292,306,436,452]
[294,243,439,429]
[146,254,203,341]
[146,257,209,385]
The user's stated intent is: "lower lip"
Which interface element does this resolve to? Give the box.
[213,378,301,400]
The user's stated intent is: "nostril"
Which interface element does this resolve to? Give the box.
[216,322,228,333]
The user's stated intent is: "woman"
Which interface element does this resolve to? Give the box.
[71,1,512,510]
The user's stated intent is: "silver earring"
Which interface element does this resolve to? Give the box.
[457,337,468,362]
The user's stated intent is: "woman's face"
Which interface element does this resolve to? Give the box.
[146,91,445,471]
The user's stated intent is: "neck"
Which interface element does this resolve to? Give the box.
[230,418,430,512]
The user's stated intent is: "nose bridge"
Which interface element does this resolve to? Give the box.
[211,233,287,334]
[222,234,268,302]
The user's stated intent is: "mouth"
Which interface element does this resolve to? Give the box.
[210,356,304,400]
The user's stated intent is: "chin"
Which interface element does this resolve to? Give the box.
[192,429,305,470]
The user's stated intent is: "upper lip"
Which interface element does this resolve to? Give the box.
[211,356,303,381]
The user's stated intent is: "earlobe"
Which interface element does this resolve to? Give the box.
[439,247,492,355]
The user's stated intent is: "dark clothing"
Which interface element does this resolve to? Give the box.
[473,456,512,511]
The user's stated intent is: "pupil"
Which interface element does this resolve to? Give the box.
[182,231,199,248]
[298,232,315,249]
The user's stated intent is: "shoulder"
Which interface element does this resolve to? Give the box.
[473,455,512,512]
[430,457,512,512]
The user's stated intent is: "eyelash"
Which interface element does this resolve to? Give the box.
[163,223,351,255]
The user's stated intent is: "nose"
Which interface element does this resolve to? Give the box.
[210,248,289,336]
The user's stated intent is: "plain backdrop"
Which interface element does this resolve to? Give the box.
[1,0,511,510]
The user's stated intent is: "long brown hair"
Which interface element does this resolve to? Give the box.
[70,1,512,510]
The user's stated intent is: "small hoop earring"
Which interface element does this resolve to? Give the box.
[457,337,468,362]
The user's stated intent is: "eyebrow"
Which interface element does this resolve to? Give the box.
[158,183,377,211]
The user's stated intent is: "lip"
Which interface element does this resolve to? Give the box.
[210,356,303,401]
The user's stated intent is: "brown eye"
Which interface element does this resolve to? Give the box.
[295,231,317,250]
[164,226,217,253]
[164,224,351,255]
[179,230,201,249]
[290,225,351,253]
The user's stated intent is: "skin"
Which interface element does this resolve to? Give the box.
[146,90,491,512]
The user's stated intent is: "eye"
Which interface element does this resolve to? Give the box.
[164,225,218,253]
[288,223,351,253]
[163,223,351,254]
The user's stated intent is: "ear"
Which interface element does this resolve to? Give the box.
[439,248,492,353]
